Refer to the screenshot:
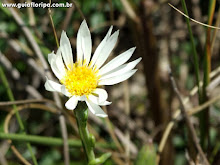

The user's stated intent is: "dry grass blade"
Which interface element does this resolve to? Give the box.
[188,94,220,116]
[206,74,220,95]
[168,3,220,30]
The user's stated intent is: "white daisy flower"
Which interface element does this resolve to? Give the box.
[45,20,142,118]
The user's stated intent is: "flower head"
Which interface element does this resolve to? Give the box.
[45,20,141,117]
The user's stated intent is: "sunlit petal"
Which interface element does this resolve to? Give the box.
[65,96,79,110]
[60,31,73,69]
[98,47,136,76]
[100,57,142,80]
[98,69,137,86]
[86,99,108,117]
[45,77,62,92]
[93,30,119,69]
[92,88,108,103]
[77,20,92,65]
[90,26,113,67]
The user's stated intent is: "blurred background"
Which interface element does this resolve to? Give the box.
[0,0,220,164]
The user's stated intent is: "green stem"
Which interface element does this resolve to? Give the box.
[89,153,112,165]
[74,102,112,164]
[74,102,96,162]
[0,133,116,149]
[0,132,81,146]
[180,0,201,99]
[0,65,38,165]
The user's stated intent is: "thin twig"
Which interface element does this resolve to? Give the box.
[157,65,220,163]
[169,68,210,165]
[0,99,54,106]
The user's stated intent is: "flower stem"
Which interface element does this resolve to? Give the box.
[74,102,112,164]
[180,0,201,99]
[74,102,95,162]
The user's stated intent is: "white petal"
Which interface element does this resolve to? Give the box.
[76,29,83,64]
[60,31,73,69]
[90,26,113,67]
[88,94,100,104]
[61,86,72,97]
[78,95,87,101]
[98,47,136,75]
[94,30,119,69]
[55,48,66,75]
[48,48,62,65]
[48,48,66,80]
[45,78,62,92]
[48,51,55,65]
[86,100,108,117]
[65,96,79,110]
[88,94,111,106]
[77,20,92,65]
[98,69,137,85]
[100,57,142,80]
[99,101,112,106]
[50,56,63,80]
[92,88,108,103]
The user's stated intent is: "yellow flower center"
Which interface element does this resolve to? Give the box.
[60,63,99,96]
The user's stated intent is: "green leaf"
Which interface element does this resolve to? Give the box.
[135,143,156,165]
